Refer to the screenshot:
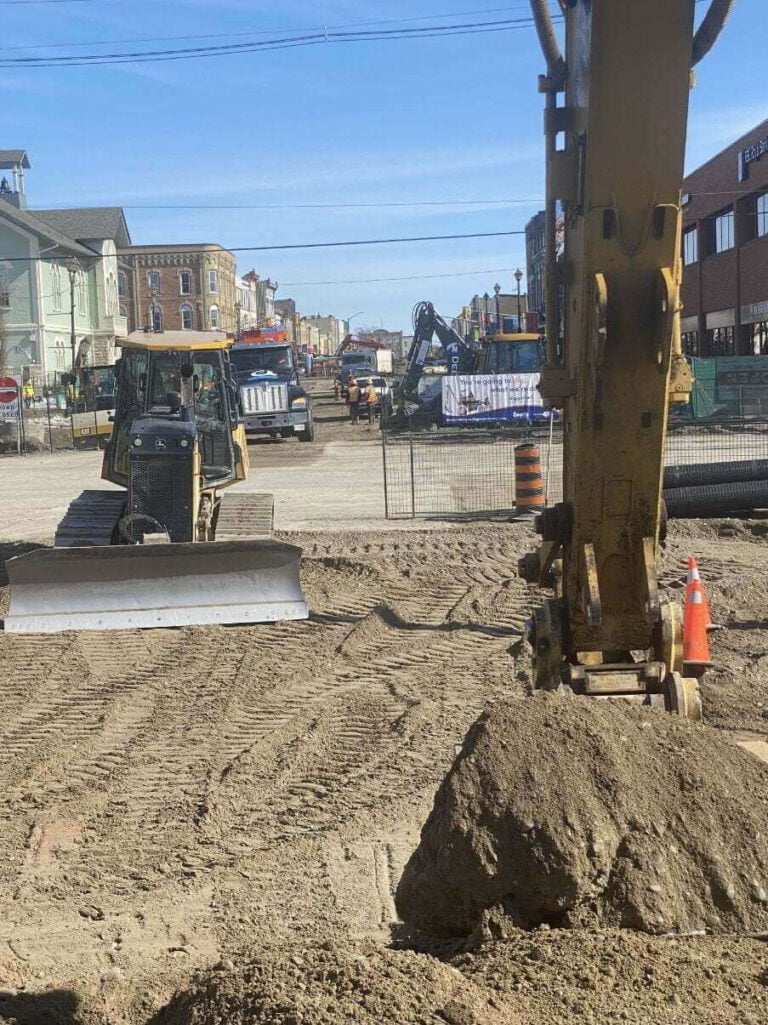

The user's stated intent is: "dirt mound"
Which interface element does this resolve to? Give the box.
[452,928,768,1025]
[153,942,514,1025]
[396,693,768,937]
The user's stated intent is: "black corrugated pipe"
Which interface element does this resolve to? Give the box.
[664,479,768,518]
[692,0,736,66]
[664,459,768,490]
[529,0,566,87]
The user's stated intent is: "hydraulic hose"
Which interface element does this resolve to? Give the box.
[664,458,768,491]
[529,0,566,87]
[692,0,736,66]
[664,479,768,518]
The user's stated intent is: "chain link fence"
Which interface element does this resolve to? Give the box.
[382,414,768,520]
[0,373,113,456]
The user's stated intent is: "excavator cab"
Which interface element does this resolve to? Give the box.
[478,333,545,375]
[4,335,307,633]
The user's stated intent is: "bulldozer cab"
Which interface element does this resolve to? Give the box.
[478,333,545,375]
[105,338,245,491]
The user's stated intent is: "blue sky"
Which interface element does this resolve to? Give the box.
[0,0,765,332]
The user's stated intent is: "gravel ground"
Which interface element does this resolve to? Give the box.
[1,386,767,1023]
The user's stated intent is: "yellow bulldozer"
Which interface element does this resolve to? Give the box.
[5,333,308,632]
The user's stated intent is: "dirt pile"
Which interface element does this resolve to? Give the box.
[396,693,768,936]
[153,942,514,1025]
[453,929,768,1025]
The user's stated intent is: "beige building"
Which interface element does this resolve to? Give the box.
[119,243,237,335]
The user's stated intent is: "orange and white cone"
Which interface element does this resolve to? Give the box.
[686,557,719,632]
[683,572,714,677]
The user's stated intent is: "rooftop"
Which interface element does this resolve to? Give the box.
[0,150,30,169]
[34,207,131,249]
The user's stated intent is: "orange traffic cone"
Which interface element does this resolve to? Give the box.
[685,557,719,632]
[683,569,714,677]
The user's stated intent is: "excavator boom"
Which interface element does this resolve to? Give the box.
[520,0,735,718]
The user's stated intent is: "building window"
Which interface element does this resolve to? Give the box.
[714,208,734,253]
[753,322,768,355]
[149,305,163,332]
[117,271,127,298]
[707,325,735,356]
[209,304,219,329]
[682,331,699,356]
[179,270,192,295]
[0,266,10,309]
[757,193,768,239]
[208,269,218,294]
[77,270,87,312]
[683,227,698,265]
[180,304,194,330]
[148,270,160,290]
[52,264,63,311]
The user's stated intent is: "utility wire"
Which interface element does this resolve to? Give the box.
[281,267,522,286]
[0,227,526,262]
[0,16,551,67]
[111,199,544,211]
[0,4,544,49]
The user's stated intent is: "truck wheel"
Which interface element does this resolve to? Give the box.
[299,416,315,442]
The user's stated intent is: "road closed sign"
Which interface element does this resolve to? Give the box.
[0,375,20,420]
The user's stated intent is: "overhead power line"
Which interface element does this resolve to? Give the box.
[114,199,543,211]
[0,16,556,67]
[281,267,522,286]
[0,227,527,263]
[0,4,541,49]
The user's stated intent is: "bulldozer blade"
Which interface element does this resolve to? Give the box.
[4,540,308,633]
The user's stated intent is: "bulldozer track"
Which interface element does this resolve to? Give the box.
[53,490,125,547]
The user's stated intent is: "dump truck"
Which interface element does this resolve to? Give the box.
[4,332,308,633]
[231,340,314,442]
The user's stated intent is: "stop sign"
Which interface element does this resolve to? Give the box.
[0,376,18,404]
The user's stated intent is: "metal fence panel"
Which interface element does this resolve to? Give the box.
[383,418,768,520]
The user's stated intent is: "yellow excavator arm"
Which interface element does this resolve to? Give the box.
[520,0,735,719]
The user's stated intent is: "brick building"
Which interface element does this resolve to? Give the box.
[681,117,768,357]
[118,243,237,335]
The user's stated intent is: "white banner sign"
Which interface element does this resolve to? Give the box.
[442,373,554,425]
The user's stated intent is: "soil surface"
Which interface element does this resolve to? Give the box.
[0,516,767,1023]
[396,693,768,936]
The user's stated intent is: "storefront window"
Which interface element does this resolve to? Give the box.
[681,331,700,356]
[707,326,736,356]
[752,321,768,355]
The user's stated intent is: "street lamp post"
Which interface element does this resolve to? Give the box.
[345,311,364,334]
[493,282,502,333]
[483,292,490,334]
[515,268,523,331]
[65,257,80,378]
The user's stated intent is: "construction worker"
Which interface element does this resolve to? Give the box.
[22,381,34,409]
[364,380,379,428]
[333,376,341,402]
[347,377,361,424]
